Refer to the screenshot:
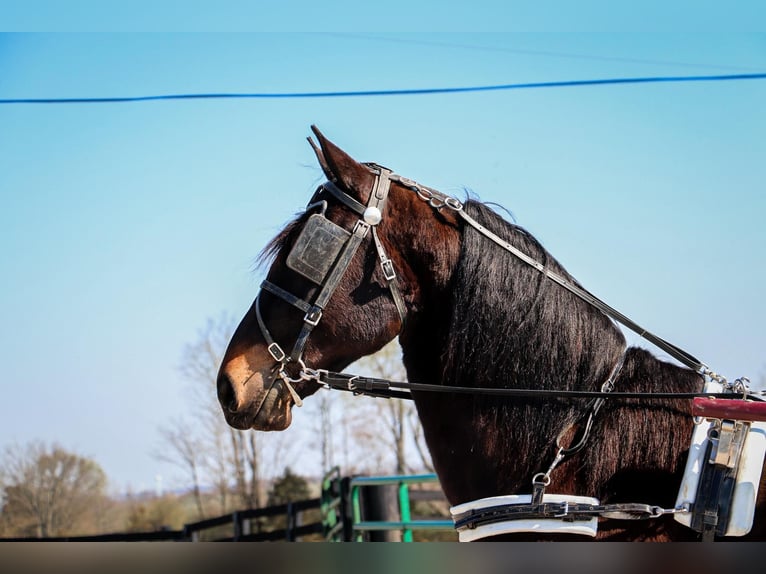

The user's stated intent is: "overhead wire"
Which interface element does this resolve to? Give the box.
[1,72,765,105]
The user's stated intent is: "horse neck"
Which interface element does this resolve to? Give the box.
[395,200,702,506]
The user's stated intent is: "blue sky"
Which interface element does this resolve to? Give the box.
[1,29,764,492]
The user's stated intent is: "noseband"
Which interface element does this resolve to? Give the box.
[255,164,407,404]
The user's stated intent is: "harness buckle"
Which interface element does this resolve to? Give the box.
[267,342,286,363]
[304,307,323,327]
[381,259,397,281]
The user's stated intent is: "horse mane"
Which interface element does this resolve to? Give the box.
[443,200,626,395]
[439,200,703,498]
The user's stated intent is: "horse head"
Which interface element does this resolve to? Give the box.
[216,126,460,431]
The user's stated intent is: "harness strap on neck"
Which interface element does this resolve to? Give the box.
[555,351,627,459]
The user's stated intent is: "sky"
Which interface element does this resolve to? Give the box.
[0,24,765,494]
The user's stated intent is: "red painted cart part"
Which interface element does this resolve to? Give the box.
[692,397,766,423]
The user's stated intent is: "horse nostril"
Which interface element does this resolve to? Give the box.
[217,373,240,413]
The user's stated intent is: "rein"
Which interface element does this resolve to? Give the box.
[304,369,760,403]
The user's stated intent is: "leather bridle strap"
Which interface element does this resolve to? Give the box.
[322,180,367,215]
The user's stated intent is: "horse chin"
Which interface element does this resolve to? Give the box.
[252,401,293,431]
[249,381,294,431]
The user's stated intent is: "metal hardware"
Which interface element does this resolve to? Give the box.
[304,307,323,327]
[267,342,286,363]
[305,199,328,216]
[363,206,382,225]
[346,376,360,392]
[381,259,397,281]
[709,419,749,469]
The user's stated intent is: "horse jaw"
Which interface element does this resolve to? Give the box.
[217,355,294,432]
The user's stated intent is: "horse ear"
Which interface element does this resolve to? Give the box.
[307,135,332,179]
[309,125,375,198]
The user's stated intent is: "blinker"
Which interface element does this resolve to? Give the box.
[286,214,351,285]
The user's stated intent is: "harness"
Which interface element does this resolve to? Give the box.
[255,162,766,540]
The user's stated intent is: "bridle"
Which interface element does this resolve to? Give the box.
[254,163,407,408]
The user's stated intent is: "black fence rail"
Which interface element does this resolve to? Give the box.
[184,498,323,541]
[1,497,323,542]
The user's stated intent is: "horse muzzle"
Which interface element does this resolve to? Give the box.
[217,357,295,431]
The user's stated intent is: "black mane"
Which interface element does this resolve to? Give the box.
[438,200,702,500]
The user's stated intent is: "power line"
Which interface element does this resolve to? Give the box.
[2,72,765,105]
[323,33,764,73]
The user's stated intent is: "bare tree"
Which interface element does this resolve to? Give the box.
[155,419,207,518]
[157,314,285,515]
[311,392,336,472]
[0,441,107,537]
[345,340,433,474]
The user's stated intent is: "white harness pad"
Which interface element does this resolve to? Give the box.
[450,494,600,542]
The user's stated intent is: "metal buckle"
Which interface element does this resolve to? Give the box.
[304,307,323,327]
[554,501,570,518]
[709,419,748,468]
[267,343,286,363]
[381,259,396,281]
[347,375,360,392]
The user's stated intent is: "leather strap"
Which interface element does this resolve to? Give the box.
[321,180,366,216]
[261,280,311,313]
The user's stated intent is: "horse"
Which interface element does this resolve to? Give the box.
[216,126,766,541]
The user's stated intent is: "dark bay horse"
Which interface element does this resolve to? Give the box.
[217,126,765,541]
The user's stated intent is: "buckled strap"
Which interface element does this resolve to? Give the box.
[454,501,668,531]
[255,295,287,363]
[371,227,407,327]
